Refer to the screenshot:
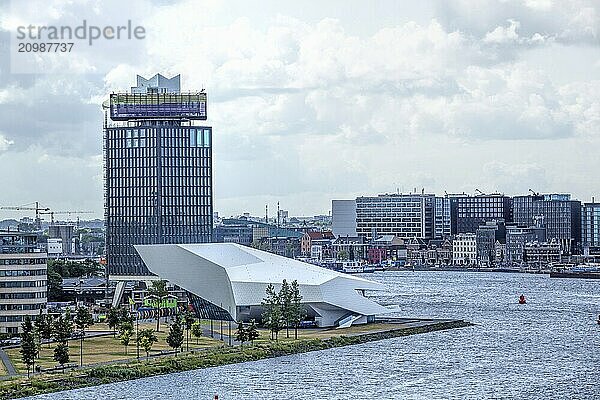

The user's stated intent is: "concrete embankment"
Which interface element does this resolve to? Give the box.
[0,319,472,399]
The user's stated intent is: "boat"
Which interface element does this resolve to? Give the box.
[338,261,364,274]
[518,295,526,304]
[550,264,600,280]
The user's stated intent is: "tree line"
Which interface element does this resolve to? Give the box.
[260,279,304,340]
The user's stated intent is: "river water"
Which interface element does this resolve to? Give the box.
[26,271,600,399]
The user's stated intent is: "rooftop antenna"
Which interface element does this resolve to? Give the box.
[277,202,280,228]
[265,204,268,224]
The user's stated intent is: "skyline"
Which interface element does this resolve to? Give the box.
[0,0,599,219]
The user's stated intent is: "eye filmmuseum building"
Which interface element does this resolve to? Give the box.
[103,74,213,277]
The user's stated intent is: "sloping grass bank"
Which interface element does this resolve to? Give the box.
[0,320,472,399]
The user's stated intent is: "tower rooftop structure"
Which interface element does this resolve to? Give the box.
[131,73,181,94]
[107,74,206,121]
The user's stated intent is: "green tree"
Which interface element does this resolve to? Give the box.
[234,321,247,346]
[261,283,283,340]
[106,307,121,337]
[119,307,134,325]
[246,319,260,345]
[137,328,158,358]
[36,313,53,346]
[51,311,73,372]
[279,279,292,338]
[53,342,70,372]
[20,316,37,378]
[166,316,184,356]
[182,310,195,351]
[190,321,203,345]
[118,322,134,355]
[34,311,47,354]
[290,280,304,340]
[53,311,74,343]
[74,307,94,366]
[47,269,63,301]
[147,280,169,332]
[337,250,349,260]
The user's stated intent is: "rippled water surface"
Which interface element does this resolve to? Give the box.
[27,272,600,399]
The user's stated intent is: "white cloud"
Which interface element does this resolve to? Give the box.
[0,133,13,152]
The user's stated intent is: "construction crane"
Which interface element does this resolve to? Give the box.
[529,188,540,196]
[40,210,94,225]
[0,202,50,229]
[475,189,486,196]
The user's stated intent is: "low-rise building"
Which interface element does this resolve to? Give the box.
[331,236,368,262]
[367,235,407,265]
[523,241,561,266]
[301,231,335,257]
[0,231,47,335]
[452,233,477,266]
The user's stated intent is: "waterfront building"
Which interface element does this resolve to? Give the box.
[331,236,368,262]
[475,221,506,266]
[456,194,512,234]
[434,196,452,239]
[0,231,47,334]
[505,226,546,265]
[367,235,407,265]
[103,74,212,277]
[407,239,452,267]
[452,233,477,266]
[331,200,357,237]
[581,202,600,251]
[301,231,335,256]
[355,193,435,241]
[523,241,561,266]
[513,194,581,254]
[135,243,390,327]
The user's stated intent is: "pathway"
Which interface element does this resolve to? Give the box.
[0,348,16,376]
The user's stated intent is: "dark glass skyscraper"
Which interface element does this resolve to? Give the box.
[103,74,213,276]
[513,194,581,254]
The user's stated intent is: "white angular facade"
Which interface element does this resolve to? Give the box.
[135,243,389,327]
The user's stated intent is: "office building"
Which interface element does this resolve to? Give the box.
[355,194,435,241]
[513,194,581,254]
[505,226,546,265]
[475,221,506,266]
[0,231,47,334]
[456,194,512,234]
[332,200,357,237]
[103,74,212,276]
[434,196,452,239]
[582,202,600,250]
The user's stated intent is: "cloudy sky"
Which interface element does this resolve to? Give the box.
[0,0,599,220]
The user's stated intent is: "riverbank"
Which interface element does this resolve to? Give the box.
[0,319,472,399]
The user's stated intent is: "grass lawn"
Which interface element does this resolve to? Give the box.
[6,325,223,374]
[5,319,415,374]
